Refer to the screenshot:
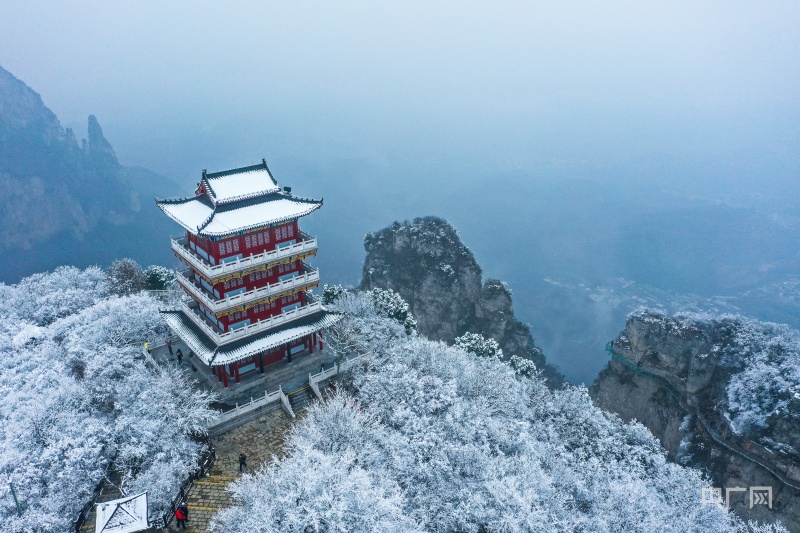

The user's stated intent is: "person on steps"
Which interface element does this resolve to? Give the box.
[175,504,187,529]
[239,452,247,472]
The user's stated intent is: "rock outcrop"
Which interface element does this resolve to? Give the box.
[0,66,181,281]
[591,310,800,530]
[361,216,564,385]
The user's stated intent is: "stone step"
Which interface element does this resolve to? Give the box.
[288,386,316,414]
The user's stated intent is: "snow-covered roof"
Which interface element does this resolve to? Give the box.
[156,193,322,238]
[161,309,341,366]
[202,161,280,205]
[95,492,149,533]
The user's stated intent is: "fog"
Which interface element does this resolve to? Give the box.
[2,1,799,382]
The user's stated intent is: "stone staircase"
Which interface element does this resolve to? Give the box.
[169,474,235,532]
[165,407,294,532]
[287,385,316,415]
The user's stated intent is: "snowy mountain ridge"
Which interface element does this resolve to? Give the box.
[361,216,564,385]
[591,309,800,530]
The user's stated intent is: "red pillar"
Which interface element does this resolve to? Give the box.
[234,363,241,383]
[259,353,264,374]
[211,366,217,376]
[222,368,229,388]
[319,331,324,351]
[309,333,315,354]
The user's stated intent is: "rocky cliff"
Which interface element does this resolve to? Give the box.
[361,216,564,385]
[0,66,180,281]
[591,309,800,530]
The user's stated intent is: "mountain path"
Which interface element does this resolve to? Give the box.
[166,408,294,532]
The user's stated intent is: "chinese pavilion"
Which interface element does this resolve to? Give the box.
[155,160,339,387]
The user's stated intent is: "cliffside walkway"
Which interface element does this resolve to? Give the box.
[606,342,800,494]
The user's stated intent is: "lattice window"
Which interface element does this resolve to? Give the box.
[245,235,251,248]
[274,228,281,240]
[288,224,294,237]
[225,241,233,254]
[224,281,231,289]
[281,226,288,239]
[232,239,240,252]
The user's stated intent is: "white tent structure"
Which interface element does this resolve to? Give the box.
[95,492,149,533]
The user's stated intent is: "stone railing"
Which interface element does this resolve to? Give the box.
[208,387,286,431]
[280,388,295,419]
[171,235,318,279]
[182,300,323,345]
[177,268,320,312]
[308,352,371,401]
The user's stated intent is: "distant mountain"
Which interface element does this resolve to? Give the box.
[591,310,800,530]
[360,216,564,385]
[0,66,182,282]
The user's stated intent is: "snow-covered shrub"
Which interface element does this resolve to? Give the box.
[322,283,347,305]
[0,267,216,532]
[144,265,175,291]
[369,287,416,334]
[454,331,503,359]
[508,354,538,378]
[213,308,766,532]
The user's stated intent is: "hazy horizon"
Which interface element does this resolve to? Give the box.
[2,2,799,382]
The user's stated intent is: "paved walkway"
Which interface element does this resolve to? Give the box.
[166,408,295,532]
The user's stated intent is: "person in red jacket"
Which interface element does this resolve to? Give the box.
[174,504,187,529]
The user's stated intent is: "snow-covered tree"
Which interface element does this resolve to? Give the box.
[212,396,422,533]
[106,258,147,296]
[213,304,779,532]
[0,265,107,326]
[454,331,503,359]
[144,264,175,291]
[0,267,216,532]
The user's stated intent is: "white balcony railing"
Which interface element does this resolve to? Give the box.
[171,235,318,280]
[181,300,324,345]
[177,269,320,313]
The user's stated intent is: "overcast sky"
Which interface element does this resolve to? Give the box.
[1,1,798,195]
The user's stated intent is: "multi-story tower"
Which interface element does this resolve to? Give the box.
[155,160,338,388]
